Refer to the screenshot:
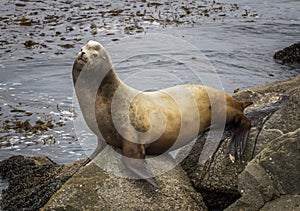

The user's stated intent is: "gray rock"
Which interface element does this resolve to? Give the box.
[226,129,300,211]
[179,75,300,209]
[42,152,207,211]
[260,195,300,211]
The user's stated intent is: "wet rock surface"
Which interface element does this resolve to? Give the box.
[0,156,87,210]
[179,75,300,210]
[274,42,300,65]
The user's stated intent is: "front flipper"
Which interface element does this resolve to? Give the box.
[122,156,159,187]
[89,137,107,161]
[121,140,159,187]
[229,115,251,163]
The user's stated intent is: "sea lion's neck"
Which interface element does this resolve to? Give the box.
[101,68,122,87]
[98,68,127,97]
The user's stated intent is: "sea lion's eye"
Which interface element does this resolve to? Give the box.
[94,44,101,51]
[92,53,98,57]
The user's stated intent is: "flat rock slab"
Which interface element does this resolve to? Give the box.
[42,152,207,210]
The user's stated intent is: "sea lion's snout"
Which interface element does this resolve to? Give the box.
[75,40,105,65]
[76,50,88,65]
[79,50,86,59]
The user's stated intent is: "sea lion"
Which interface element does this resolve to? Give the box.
[72,40,252,186]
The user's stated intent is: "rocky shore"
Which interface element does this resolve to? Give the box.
[0,74,299,210]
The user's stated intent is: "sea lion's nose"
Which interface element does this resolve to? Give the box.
[80,51,85,57]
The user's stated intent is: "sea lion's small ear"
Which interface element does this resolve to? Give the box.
[241,101,253,110]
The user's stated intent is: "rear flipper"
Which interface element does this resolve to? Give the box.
[121,140,159,187]
[229,115,251,163]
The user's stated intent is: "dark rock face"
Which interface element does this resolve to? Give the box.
[0,156,87,211]
[274,42,300,64]
[179,75,300,210]
[0,156,60,210]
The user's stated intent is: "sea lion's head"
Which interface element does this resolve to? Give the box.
[72,40,113,85]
